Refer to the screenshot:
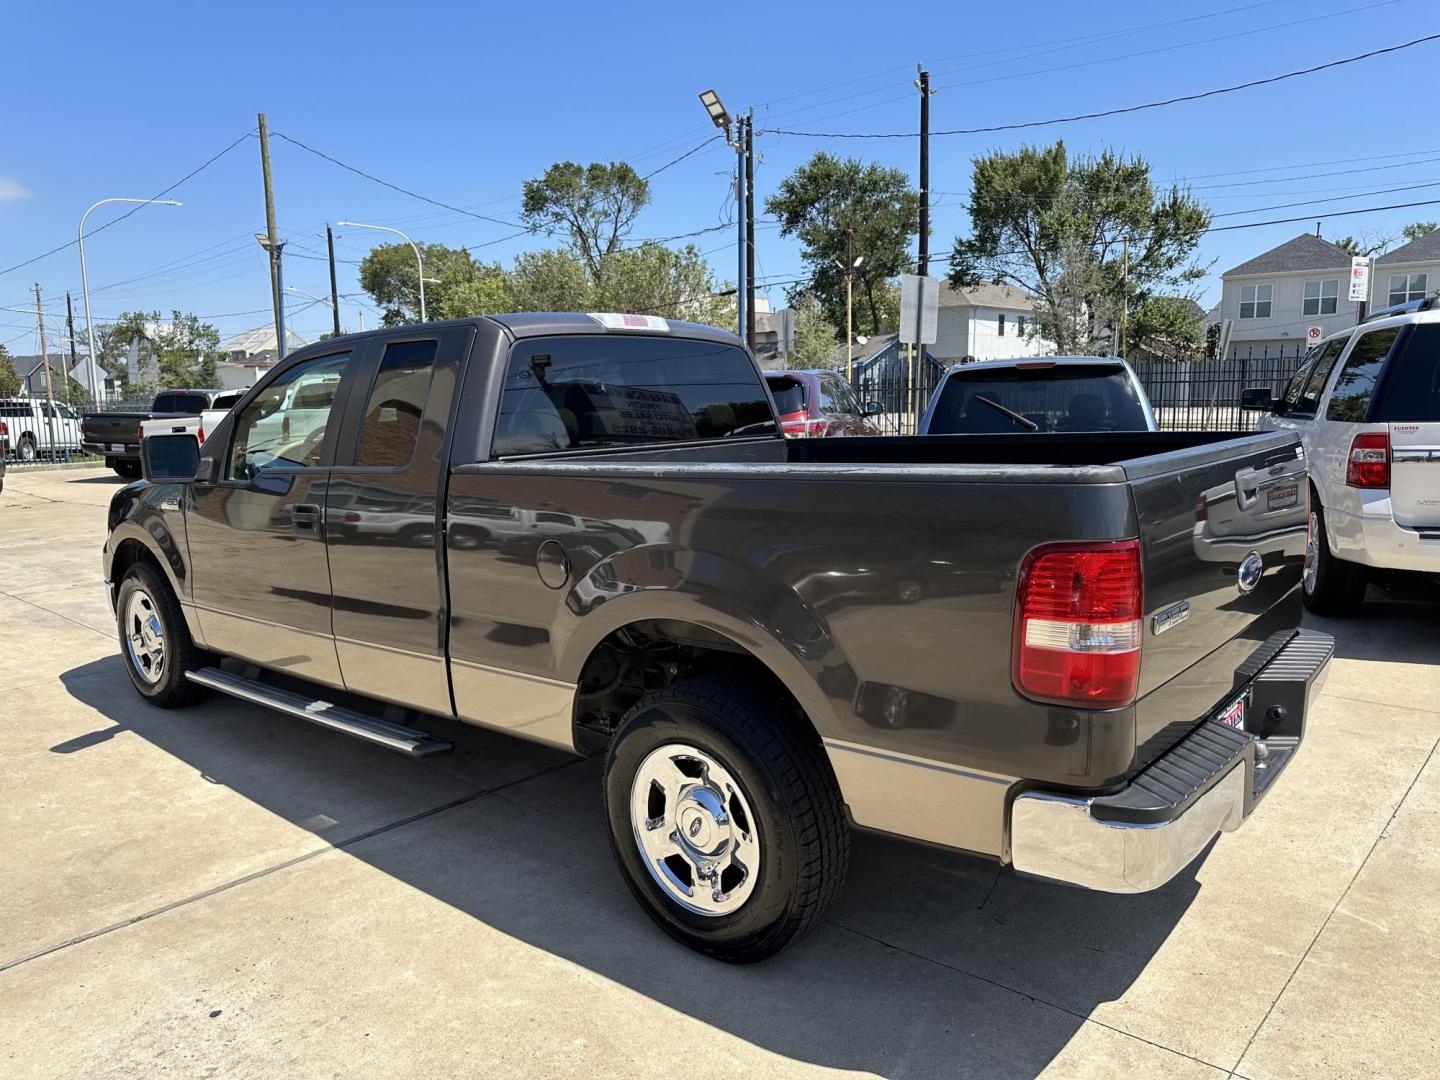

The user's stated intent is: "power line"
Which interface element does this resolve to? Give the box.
[1211,179,1440,217]
[270,130,527,230]
[762,33,1440,138]
[640,135,725,181]
[0,129,256,281]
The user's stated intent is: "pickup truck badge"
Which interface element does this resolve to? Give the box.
[1152,600,1190,636]
[1237,551,1264,594]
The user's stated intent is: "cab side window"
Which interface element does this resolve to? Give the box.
[1327,328,1400,422]
[353,340,437,467]
[1278,355,1319,415]
[1294,336,1349,416]
[225,352,351,480]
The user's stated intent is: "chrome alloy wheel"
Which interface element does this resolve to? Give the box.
[123,587,166,685]
[629,743,760,917]
[1303,509,1319,595]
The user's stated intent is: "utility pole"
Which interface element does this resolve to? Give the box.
[257,113,284,355]
[916,65,932,276]
[744,111,756,351]
[34,284,57,454]
[326,224,342,336]
[735,121,747,341]
[66,291,80,403]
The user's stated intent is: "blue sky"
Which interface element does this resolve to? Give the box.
[2,0,1438,351]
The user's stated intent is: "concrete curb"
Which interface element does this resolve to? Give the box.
[3,460,107,473]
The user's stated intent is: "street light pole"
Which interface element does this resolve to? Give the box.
[337,221,426,322]
[79,197,181,401]
[698,89,747,339]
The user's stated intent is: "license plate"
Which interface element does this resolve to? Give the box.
[1217,692,1248,731]
[1266,482,1299,511]
[109,442,125,452]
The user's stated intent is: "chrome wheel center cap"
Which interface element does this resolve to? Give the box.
[678,787,728,855]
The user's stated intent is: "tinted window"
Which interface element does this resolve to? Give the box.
[766,375,807,415]
[1280,354,1321,415]
[1326,329,1399,422]
[225,352,350,480]
[214,391,244,410]
[1373,324,1440,421]
[354,339,437,467]
[153,392,210,414]
[830,377,862,415]
[494,336,776,456]
[1296,337,1348,416]
[927,365,1149,434]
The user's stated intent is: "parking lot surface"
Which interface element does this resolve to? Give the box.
[2,466,1437,1080]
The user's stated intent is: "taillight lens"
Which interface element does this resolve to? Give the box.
[806,418,828,436]
[1346,432,1390,488]
[1014,540,1143,708]
[196,425,205,445]
[0,420,8,438]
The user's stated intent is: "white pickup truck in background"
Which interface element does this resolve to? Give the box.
[137,389,245,449]
[1245,296,1440,614]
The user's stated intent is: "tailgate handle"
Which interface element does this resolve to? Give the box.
[1235,461,1295,509]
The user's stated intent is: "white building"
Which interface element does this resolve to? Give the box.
[933,282,1051,363]
[1218,230,1440,354]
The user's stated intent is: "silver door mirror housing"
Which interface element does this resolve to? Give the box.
[864,401,883,415]
[140,434,202,483]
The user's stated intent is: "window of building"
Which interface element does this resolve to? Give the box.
[353,339,437,467]
[493,336,775,456]
[1302,279,1338,316]
[997,313,1006,337]
[1239,283,1273,319]
[225,351,352,480]
[1387,272,1428,307]
[1326,328,1399,422]
[1018,315,1027,336]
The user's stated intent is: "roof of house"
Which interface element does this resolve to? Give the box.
[11,353,69,379]
[1376,229,1440,265]
[221,326,310,355]
[939,281,1038,311]
[1223,233,1352,277]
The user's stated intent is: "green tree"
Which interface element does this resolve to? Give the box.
[779,295,841,369]
[359,242,482,325]
[520,162,650,281]
[0,344,20,397]
[1129,296,1204,360]
[949,141,1210,355]
[1401,221,1437,243]
[765,153,919,336]
[107,310,222,392]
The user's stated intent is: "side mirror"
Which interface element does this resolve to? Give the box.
[864,401,883,416]
[1240,386,1275,411]
[140,434,202,483]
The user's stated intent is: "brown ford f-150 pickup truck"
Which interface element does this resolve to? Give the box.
[105,313,1331,961]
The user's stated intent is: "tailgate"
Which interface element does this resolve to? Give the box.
[1121,430,1308,700]
[82,413,146,442]
[1389,422,1440,528]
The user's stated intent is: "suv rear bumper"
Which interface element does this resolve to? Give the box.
[1327,502,1440,572]
[1009,628,1332,893]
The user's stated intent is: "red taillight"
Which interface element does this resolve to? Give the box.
[137,423,145,440]
[0,420,8,438]
[1014,540,1142,708]
[806,418,828,436]
[1345,432,1390,488]
[779,411,829,437]
[196,425,205,445]
[781,419,807,437]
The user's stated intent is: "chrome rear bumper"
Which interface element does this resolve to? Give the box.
[1009,628,1332,894]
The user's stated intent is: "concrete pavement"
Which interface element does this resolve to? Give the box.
[1,467,1437,1079]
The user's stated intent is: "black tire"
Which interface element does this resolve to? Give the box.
[115,561,210,707]
[603,677,849,963]
[113,459,141,479]
[17,435,36,462]
[1303,496,1367,616]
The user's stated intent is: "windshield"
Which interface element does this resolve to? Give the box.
[927,364,1151,434]
[765,375,808,415]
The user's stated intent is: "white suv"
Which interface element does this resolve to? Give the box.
[1245,297,1440,614]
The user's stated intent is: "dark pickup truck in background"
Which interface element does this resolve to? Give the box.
[82,389,237,477]
[105,313,1331,962]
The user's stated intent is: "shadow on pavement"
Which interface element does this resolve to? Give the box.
[55,656,1204,1079]
[1305,590,1440,664]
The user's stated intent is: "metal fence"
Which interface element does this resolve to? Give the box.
[1131,344,1308,431]
[851,345,947,435]
[1,395,142,468]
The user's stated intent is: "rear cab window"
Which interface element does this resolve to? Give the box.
[927,363,1150,434]
[493,335,776,456]
[153,392,211,414]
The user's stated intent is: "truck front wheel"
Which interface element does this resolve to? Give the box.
[116,562,209,707]
[603,677,849,963]
[1303,499,1367,616]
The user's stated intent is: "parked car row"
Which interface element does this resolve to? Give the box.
[0,397,84,460]
[81,389,240,477]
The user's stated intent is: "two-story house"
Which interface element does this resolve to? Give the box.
[932,282,1051,363]
[1373,228,1440,311]
[1218,233,1358,354]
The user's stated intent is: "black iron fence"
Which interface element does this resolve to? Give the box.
[1131,344,1308,431]
[1,395,148,467]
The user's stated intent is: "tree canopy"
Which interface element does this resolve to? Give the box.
[765,153,919,337]
[357,241,489,325]
[0,344,19,397]
[520,161,651,281]
[106,310,222,394]
[1335,221,1438,257]
[948,141,1210,355]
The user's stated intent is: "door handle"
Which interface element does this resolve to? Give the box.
[292,503,322,535]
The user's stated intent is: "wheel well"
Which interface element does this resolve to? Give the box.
[572,619,814,755]
[110,539,163,601]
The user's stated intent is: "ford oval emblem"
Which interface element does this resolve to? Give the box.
[1237,551,1264,594]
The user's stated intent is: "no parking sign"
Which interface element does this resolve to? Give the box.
[1305,325,1324,348]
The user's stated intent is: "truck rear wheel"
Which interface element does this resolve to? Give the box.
[116,562,209,707]
[1303,500,1367,616]
[113,460,141,479]
[602,677,849,963]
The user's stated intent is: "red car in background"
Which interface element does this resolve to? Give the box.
[764,369,884,437]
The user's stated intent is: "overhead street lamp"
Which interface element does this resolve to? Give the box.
[254,232,289,357]
[79,197,182,402]
[835,243,864,382]
[337,220,427,323]
[698,89,747,339]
